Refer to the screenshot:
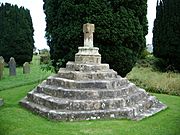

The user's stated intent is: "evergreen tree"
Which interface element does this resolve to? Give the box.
[43,0,148,77]
[0,3,34,66]
[153,0,180,71]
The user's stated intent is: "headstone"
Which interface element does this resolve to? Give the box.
[0,98,4,107]
[23,62,30,74]
[8,57,16,76]
[0,56,4,80]
[0,56,4,63]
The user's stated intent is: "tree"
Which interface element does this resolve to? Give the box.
[43,0,148,77]
[0,3,34,66]
[153,0,180,71]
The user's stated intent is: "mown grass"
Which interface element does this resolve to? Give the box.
[0,56,52,91]
[127,67,180,96]
[0,55,180,135]
[0,84,180,135]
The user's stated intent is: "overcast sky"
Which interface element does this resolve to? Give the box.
[0,0,156,49]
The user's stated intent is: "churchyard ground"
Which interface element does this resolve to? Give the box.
[0,55,179,135]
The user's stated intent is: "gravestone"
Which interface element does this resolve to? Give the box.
[9,57,16,76]
[20,23,167,121]
[0,56,4,63]
[0,56,4,80]
[23,62,30,74]
[0,98,4,107]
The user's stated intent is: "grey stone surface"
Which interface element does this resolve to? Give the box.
[0,56,4,80]
[20,23,167,121]
[0,98,4,107]
[83,23,94,47]
[0,56,4,63]
[23,62,30,74]
[75,47,101,64]
[8,57,16,76]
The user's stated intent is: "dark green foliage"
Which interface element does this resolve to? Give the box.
[153,0,180,71]
[0,3,34,66]
[43,0,148,77]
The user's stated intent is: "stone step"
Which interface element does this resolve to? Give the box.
[20,98,135,121]
[124,88,149,106]
[36,82,137,100]
[57,68,118,80]
[130,96,157,116]
[66,61,110,71]
[46,76,129,89]
[20,97,166,121]
[132,99,167,120]
[27,91,127,111]
[27,88,148,111]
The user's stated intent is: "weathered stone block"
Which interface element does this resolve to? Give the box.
[66,62,109,71]
[8,57,16,76]
[0,57,4,80]
[58,69,118,80]
[23,62,30,74]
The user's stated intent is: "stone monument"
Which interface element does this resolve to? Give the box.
[23,62,30,74]
[0,56,4,80]
[20,23,167,121]
[0,98,4,107]
[8,57,16,76]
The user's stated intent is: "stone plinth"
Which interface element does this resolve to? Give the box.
[20,23,167,121]
[75,47,101,64]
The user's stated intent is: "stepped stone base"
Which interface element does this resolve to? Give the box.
[20,46,167,121]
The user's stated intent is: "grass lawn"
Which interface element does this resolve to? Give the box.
[0,84,180,135]
[0,56,52,91]
[0,56,180,135]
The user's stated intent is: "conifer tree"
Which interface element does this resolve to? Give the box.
[43,0,148,77]
[0,3,34,66]
[153,0,180,71]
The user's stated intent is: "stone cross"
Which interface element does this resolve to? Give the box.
[23,62,30,74]
[8,57,16,76]
[0,56,4,80]
[83,23,95,47]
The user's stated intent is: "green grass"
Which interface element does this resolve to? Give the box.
[0,56,52,91]
[0,56,180,135]
[127,67,180,96]
[0,84,180,135]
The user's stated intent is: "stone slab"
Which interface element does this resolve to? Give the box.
[46,76,128,89]
[36,83,137,100]
[20,98,166,121]
[66,62,109,71]
[58,69,118,80]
